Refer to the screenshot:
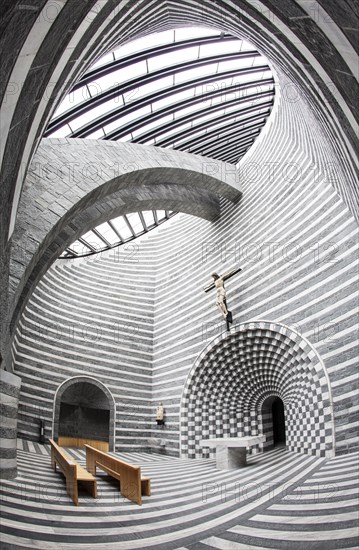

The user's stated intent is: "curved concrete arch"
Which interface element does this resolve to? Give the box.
[180,320,335,459]
[8,138,240,338]
[52,375,116,452]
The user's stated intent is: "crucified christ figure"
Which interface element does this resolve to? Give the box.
[204,266,242,329]
[211,273,229,319]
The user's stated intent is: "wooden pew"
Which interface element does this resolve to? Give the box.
[49,439,97,506]
[84,444,150,505]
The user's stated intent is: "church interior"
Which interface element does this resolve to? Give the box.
[0,1,358,549]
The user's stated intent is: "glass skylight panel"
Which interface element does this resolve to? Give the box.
[239,39,255,51]
[132,114,174,138]
[175,63,218,85]
[175,103,202,118]
[94,70,128,95]
[53,86,91,117]
[147,46,200,72]
[232,72,266,85]
[174,28,220,40]
[94,223,119,244]
[115,133,132,142]
[48,124,72,138]
[252,56,268,66]
[70,98,122,132]
[71,241,92,255]
[142,211,155,226]
[91,52,114,70]
[194,76,235,98]
[225,102,252,115]
[156,210,167,221]
[126,212,144,233]
[153,88,194,110]
[115,60,148,87]
[103,105,152,134]
[195,109,224,125]
[81,231,106,250]
[110,217,133,240]
[199,40,243,57]
[135,76,174,101]
[156,121,192,141]
[218,56,258,72]
[114,31,175,60]
[87,128,106,139]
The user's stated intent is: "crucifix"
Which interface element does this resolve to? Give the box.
[204,266,242,331]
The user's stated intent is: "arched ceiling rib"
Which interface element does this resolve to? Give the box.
[45,27,275,164]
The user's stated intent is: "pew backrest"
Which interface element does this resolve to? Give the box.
[85,444,142,505]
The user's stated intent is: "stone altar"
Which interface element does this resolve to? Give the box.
[200,436,266,469]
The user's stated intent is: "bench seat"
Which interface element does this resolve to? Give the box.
[85,445,151,505]
[50,439,97,506]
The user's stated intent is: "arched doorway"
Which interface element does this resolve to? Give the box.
[272,397,286,447]
[53,376,116,451]
[261,396,286,451]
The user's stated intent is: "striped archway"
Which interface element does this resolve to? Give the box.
[180,320,335,459]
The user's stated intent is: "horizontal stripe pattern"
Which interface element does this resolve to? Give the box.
[11,72,358,458]
[0,442,357,549]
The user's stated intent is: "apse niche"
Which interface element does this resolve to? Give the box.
[54,379,115,452]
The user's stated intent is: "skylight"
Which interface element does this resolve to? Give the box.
[50,27,276,259]
[46,27,275,164]
[60,210,175,259]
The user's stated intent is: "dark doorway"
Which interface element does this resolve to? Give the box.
[58,381,111,450]
[272,397,285,446]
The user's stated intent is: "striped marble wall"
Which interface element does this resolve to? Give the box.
[12,246,156,453]
[150,78,358,456]
[11,76,358,458]
[0,369,21,478]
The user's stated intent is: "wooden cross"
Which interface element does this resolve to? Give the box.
[204,266,242,331]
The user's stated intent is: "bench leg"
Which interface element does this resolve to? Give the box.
[141,479,151,496]
[66,480,78,506]
[91,480,97,499]
[81,480,97,499]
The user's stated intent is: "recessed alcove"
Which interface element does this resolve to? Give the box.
[180,321,335,459]
[53,377,116,452]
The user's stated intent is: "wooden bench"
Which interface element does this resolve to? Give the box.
[84,444,150,505]
[49,439,97,506]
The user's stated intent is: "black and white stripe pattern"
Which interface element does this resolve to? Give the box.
[0,370,21,479]
[11,84,358,458]
[0,442,357,549]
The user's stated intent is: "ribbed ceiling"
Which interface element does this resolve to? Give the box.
[50,27,275,258]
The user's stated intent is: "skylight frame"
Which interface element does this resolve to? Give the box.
[50,27,276,259]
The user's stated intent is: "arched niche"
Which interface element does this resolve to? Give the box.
[180,320,335,459]
[53,376,116,452]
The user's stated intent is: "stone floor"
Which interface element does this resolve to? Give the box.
[0,441,358,549]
